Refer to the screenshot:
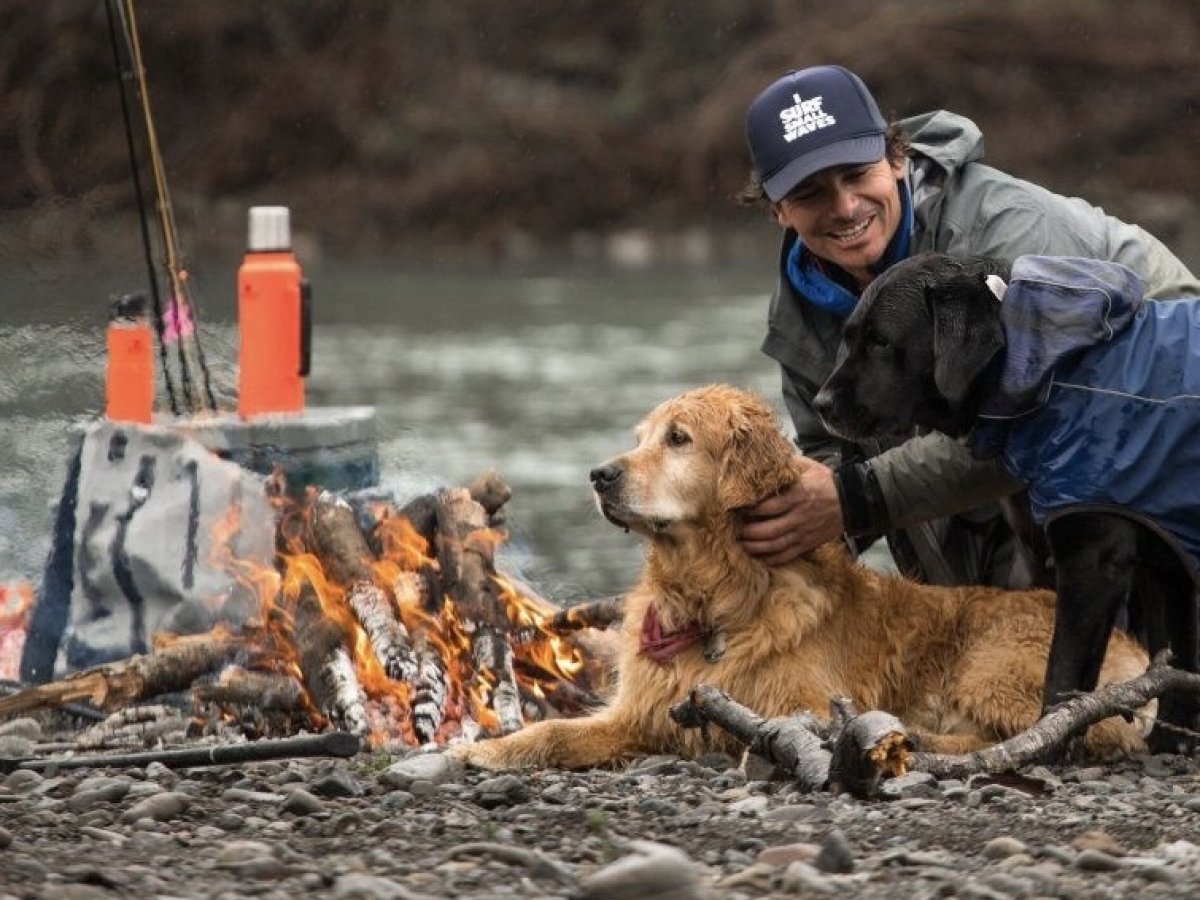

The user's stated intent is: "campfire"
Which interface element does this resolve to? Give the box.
[0,471,618,751]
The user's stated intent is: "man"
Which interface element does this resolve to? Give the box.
[736,64,1200,587]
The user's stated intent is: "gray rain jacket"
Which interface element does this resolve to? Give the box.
[761,110,1200,587]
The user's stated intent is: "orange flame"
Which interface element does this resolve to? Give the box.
[201,492,596,747]
[0,582,34,681]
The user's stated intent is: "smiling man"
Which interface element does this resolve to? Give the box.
[735,64,1199,591]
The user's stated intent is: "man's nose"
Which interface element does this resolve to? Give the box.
[829,185,859,220]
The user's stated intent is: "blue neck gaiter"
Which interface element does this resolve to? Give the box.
[785,177,913,318]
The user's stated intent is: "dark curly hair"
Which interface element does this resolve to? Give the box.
[736,121,911,207]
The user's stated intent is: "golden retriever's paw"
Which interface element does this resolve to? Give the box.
[447,740,514,771]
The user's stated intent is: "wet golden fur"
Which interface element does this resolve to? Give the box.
[455,385,1149,770]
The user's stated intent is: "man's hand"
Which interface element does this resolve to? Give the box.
[737,455,843,566]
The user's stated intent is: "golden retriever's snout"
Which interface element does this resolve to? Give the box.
[589,463,623,496]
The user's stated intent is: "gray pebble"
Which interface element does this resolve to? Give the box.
[727,795,769,816]
[332,873,421,899]
[1074,848,1123,871]
[815,827,854,874]
[311,767,363,798]
[471,773,529,809]
[981,835,1028,859]
[580,839,705,899]
[280,788,326,816]
[0,735,33,758]
[878,771,938,800]
[3,769,41,793]
[380,752,463,790]
[780,860,836,894]
[0,718,41,740]
[119,790,189,823]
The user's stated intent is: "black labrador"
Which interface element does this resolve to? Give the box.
[814,252,1200,753]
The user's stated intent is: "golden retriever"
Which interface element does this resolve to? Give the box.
[454,384,1149,770]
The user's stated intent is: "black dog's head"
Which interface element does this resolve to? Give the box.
[814,253,1010,441]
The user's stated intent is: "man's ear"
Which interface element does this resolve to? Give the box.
[929,276,1005,405]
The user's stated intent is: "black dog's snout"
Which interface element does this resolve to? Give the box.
[590,463,623,493]
[812,387,836,420]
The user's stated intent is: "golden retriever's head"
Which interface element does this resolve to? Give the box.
[590,385,796,538]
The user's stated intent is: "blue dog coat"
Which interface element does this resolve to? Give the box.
[968,256,1200,577]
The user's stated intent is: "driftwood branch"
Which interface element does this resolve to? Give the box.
[670,684,832,793]
[911,656,1200,779]
[673,660,1200,796]
[825,698,912,798]
[0,731,360,774]
[0,631,243,718]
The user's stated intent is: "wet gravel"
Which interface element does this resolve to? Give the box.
[3,711,1200,900]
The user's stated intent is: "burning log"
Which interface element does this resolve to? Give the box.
[465,469,513,525]
[0,630,242,718]
[435,488,523,734]
[541,595,625,635]
[411,640,452,745]
[312,490,418,682]
[291,583,369,736]
[2,470,605,750]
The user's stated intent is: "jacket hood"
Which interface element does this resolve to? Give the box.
[900,110,985,174]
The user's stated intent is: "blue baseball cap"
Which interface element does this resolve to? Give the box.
[746,66,887,202]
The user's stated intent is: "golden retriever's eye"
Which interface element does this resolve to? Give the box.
[667,426,691,447]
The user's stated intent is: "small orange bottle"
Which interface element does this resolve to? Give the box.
[237,206,308,419]
[105,292,154,424]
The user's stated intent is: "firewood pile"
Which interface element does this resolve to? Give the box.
[0,471,619,753]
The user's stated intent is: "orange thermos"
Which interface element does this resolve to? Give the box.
[105,291,154,424]
[237,206,311,419]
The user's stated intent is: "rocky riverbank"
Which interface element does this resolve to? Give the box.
[3,713,1200,899]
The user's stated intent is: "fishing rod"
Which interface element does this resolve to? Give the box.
[105,0,218,415]
[103,0,178,416]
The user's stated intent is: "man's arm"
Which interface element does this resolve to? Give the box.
[839,432,1024,532]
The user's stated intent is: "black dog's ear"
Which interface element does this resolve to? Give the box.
[928,275,1005,405]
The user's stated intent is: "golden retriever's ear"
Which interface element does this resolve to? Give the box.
[717,399,797,510]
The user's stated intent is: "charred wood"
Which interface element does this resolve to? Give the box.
[312,490,418,682]
[410,638,452,745]
[435,489,522,734]
[74,704,189,750]
[465,469,513,525]
[541,596,625,635]
[191,666,305,713]
[0,631,242,718]
[292,584,369,736]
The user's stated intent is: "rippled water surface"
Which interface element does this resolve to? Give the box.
[0,259,785,600]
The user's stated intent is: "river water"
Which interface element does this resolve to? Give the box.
[0,258,786,602]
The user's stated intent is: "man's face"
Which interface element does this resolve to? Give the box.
[772,156,907,288]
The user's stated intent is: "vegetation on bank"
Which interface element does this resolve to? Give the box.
[4,1,1199,265]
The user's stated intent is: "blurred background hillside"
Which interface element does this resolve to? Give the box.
[4,0,1199,277]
